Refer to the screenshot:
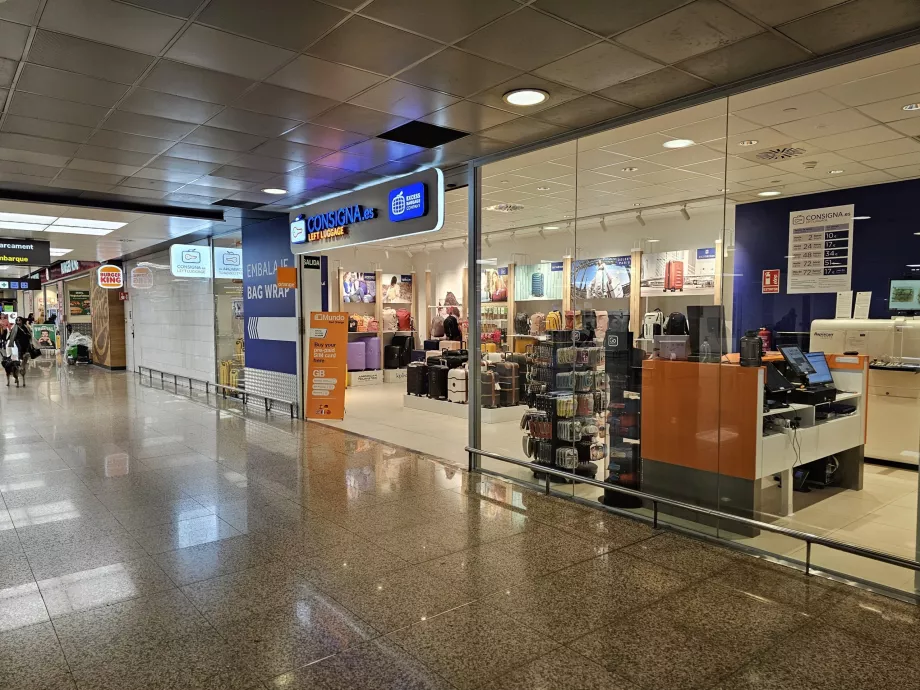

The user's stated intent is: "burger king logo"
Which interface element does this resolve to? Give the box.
[97,265,124,289]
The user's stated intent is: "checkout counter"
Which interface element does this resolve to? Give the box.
[811,318,920,466]
[639,353,868,531]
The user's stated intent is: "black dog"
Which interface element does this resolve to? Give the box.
[2,356,20,387]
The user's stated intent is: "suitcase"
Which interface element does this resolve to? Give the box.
[441,340,461,351]
[411,349,426,362]
[481,342,497,353]
[664,260,684,292]
[364,337,380,370]
[428,364,449,400]
[481,370,499,408]
[442,350,468,369]
[407,362,429,396]
[347,341,366,371]
[384,345,401,369]
[506,353,529,392]
[494,361,520,406]
[391,335,413,366]
[448,367,468,403]
[424,339,441,351]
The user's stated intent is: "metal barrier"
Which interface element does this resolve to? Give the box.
[468,447,920,580]
[137,366,297,418]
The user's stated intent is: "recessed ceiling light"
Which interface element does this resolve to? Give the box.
[738,140,758,147]
[829,169,844,174]
[50,248,73,256]
[663,139,695,149]
[783,107,798,112]
[503,89,549,106]
[0,221,48,231]
[53,218,126,230]
[646,238,659,243]
[45,226,114,236]
[719,188,729,192]
[0,212,57,224]
[536,186,550,191]
[621,166,638,172]
[543,225,559,230]
[633,203,641,207]
[758,190,782,197]
[903,103,920,111]
[261,188,287,195]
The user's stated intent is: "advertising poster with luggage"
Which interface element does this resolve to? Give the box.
[481,266,508,303]
[307,312,347,420]
[341,271,376,303]
[640,248,716,296]
[381,274,412,304]
[514,262,564,301]
[572,256,631,300]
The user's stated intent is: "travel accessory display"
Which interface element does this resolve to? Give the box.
[531,272,545,297]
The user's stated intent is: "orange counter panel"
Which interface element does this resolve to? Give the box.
[641,361,760,480]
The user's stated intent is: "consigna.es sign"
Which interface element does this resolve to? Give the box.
[291,205,376,244]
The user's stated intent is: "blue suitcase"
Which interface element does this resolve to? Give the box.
[411,349,426,362]
[424,339,441,350]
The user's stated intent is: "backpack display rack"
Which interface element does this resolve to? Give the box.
[519,327,605,483]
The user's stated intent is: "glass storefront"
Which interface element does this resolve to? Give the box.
[467,49,920,596]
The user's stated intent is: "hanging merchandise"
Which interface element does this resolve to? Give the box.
[443,313,462,341]
[642,309,664,340]
[663,311,689,335]
[430,312,445,337]
[382,308,398,332]
[529,312,546,336]
[515,312,530,335]
[545,310,563,331]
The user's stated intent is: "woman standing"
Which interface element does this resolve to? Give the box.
[9,317,33,386]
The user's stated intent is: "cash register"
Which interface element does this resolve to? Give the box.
[779,346,837,405]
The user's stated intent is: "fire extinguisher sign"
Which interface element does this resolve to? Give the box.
[762,269,780,294]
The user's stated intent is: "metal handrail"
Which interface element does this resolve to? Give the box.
[468,447,920,578]
[137,365,298,418]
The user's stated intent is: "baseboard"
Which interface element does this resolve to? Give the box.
[92,363,127,371]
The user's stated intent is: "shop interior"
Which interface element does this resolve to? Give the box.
[309,43,920,593]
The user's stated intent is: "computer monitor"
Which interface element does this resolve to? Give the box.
[805,351,833,385]
[654,335,689,361]
[765,363,794,394]
[779,345,817,378]
[889,279,920,312]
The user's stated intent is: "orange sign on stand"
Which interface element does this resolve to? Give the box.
[306,312,348,420]
[276,266,297,289]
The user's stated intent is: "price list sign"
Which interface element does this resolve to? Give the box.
[786,204,854,294]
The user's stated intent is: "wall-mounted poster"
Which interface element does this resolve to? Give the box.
[640,248,716,297]
[342,271,376,303]
[382,274,412,303]
[514,262,564,301]
[573,256,631,300]
[68,290,91,315]
[786,204,853,294]
[481,266,508,303]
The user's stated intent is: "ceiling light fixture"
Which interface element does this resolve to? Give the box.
[646,238,660,243]
[45,226,115,236]
[385,250,390,259]
[503,89,549,107]
[261,188,287,195]
[538,229,546,239]
[0,212,57,224]
[855,216,871,220]
[636,211,646,227]
[662,139,694,149]
[738,140,758,147]
[633,203,641,207]
[406,250,413,258]
[49,248,73,256]
[621,166,638,172]
[902,103,920,111]
[0,221,48,232]
[536,186,550,191]
[719,188,729,192]
[829,169,844,174]
[600,217,609,233]
[543,225,559,230]
[680,204,690,221]
[758,190,782,197]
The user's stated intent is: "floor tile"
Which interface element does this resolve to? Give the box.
[0,582,49,632]
[484,553,689,639]
[129,514,241,554]
[622,531,739,576]
[820,587,920,659]
[482,647,637,690]
[0,622,74,690]
[268,637,453,690]
[154,533,289,586]
[24,536,150,581]
[0,550,35,589]
[37,555,175,618]
[710,557,845,612]
[556,511,657,552]
[389,604,557,690]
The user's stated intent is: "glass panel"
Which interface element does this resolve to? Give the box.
[724,52,920,595]
[212,232,244,389]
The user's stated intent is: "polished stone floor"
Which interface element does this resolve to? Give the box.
[0,363,917,689]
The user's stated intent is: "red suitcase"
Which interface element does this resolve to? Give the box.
[664,260,684,292]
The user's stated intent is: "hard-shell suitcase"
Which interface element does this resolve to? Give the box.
[442,349,468,369]
[664,260,684,292]
[428,364,449,400]
[407,362,428,396]
[448,367,468,403]
[424,339,441,351]
[391,335,413,366]
[411,349,426,362]
[384,345,401,369]
[364,337,380,370]
[481,370,499,408]
[506,353,528,392]
[347,341,366,371]
[494,361,520,406]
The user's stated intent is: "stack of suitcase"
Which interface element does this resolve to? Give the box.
[481,369,499,408]
[428,362,449,400]
[407,362,428,396]
[493,360,520,406]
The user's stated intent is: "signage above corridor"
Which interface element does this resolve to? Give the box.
[289,167,444,255]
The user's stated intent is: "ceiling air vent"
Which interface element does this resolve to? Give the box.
[484,203,525,213]
[379,121,468,148]
[756,147,806,161]
[212,199,264,210]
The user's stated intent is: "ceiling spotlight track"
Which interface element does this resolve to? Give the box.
[636,211,646,227]
[681,204,690,221]
[600,217,609,233]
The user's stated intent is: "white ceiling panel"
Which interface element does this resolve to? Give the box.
[734,92,846,126]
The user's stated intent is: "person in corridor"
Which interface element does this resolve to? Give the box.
[9,316,33,387]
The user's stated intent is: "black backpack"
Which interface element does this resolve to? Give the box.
[348,317,357,332]
[514,312,529,335]
[443,314,461,341]
[664,312,689,335]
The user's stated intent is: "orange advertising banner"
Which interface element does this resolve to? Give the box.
[306,311,348,420]
[276,266,297,289]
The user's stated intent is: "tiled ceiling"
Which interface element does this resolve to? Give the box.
[379,43,920,251]
[0,0,916,217]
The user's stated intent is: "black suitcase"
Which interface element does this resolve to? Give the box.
[506,353,529,392]
[441,349,468,369]
[384,345,401,369]
[428,364,449,400]
[407,362,429,396]
[424,339,441,351]
[411,349,426,362]
[391,335,413,366]
[494,361,520,406]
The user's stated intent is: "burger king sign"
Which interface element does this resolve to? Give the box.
[97,265,124,289]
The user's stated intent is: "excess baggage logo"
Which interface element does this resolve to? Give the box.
[388,182,426,222]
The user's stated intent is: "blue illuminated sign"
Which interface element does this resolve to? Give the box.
[388,182,426,222]
[291,205,377,244]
